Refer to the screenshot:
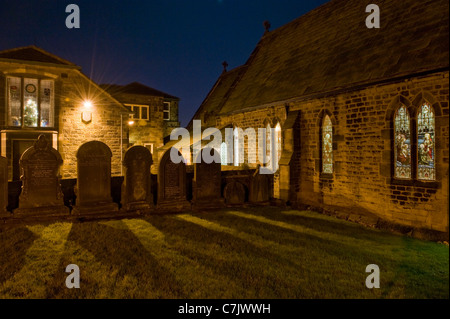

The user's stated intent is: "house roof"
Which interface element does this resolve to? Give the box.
[100,82,179,100]
[0,45,77,66]
[196,0,449,117]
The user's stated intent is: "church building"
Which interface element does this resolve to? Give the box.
[188,0,449,233]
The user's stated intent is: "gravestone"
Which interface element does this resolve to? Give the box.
[0,156,9,217]
[249,168,270,203]
[14,135,69,217]
[192,148,224,209]
[224,181,246,205]
[122,145,153,212]
[157,148,190,212]
[72,141,118,215]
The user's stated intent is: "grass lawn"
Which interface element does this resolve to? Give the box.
[0,206,448,299]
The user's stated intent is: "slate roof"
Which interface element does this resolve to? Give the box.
[101,82,179,100]
[0,45,76,66]
[186,66,246,130]
[193,0,449,118]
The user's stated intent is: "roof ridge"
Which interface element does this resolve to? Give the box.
[0,45,76,66]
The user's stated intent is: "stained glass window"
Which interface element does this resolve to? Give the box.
[7,77,21,127]
[234,128,240,166]
[266,124,271,167]
[40,80,54,127]
[322,115,333,174]
[394,106,411,179]
[7,77,54,128]
[275,123,282,164]
[417,104,435,181]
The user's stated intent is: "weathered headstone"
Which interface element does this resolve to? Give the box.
[249,168,270,203]
[72,141,118,215]
[0,156,9,218]
[157,148,190,212]
[14,135,69,217]
[122,145,153,212]
[192,148,224,209]
[224,181,246,205]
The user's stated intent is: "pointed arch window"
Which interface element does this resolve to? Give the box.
[234,128,240,166]
[394,105,411,179]
[220,142,228,166]
[266,124,271,167]
[417,104,435,181]
[322,115,333,174]
[275,123,282,165]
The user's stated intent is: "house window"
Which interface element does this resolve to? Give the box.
[417,104,435,181]
[127,104,149,120]
[163,102,170,120]
[394,105,411,179]
[322,115,333,174]
[7,76,55,128]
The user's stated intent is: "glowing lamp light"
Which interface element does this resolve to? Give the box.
[128,120,135,126]
[83,100,93,108]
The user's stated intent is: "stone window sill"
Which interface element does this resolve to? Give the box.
[390,178,440,189]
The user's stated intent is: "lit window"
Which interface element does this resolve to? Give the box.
[275,123,282,164]
[322,115,333,174]
[394,106,411,179]
[234,128,239,166]
[163,102,170,120]
[127,104,150,120]
[220,142,228,165]
[7,77,54,128]
[417,104,435,181]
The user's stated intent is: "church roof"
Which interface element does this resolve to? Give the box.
[100,82,179,100]
[196,0,449,117]
[0,45,77,66]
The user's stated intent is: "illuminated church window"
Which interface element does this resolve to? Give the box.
[322,115,333,174]
[220,142,228,165]
[417,104,435,181]
[234,128,240,166]
[394,106,411,179]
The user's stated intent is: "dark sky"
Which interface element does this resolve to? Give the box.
[0,0,328,126]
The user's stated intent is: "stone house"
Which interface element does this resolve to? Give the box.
[100,82,180,173]
[188,0,449,233]
[0,46,179,179]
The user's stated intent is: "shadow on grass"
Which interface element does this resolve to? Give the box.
[0,227,38,285]
[144,215,307,298]
[223,207,396,244]
[46,221,187,299]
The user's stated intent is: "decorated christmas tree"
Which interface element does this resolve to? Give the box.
[24,99,38,127]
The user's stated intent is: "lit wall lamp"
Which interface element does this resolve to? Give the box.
[81,100,93,124]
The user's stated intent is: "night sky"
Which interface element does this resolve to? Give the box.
[0,0,328,126]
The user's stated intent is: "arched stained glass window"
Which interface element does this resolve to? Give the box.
[322,115,333,174]
[220,142,228,166]
[266,124,271,167]
[394,106,411,179]
[234,128,240,166]
[417,104,435,181]
[275,123,282,164]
